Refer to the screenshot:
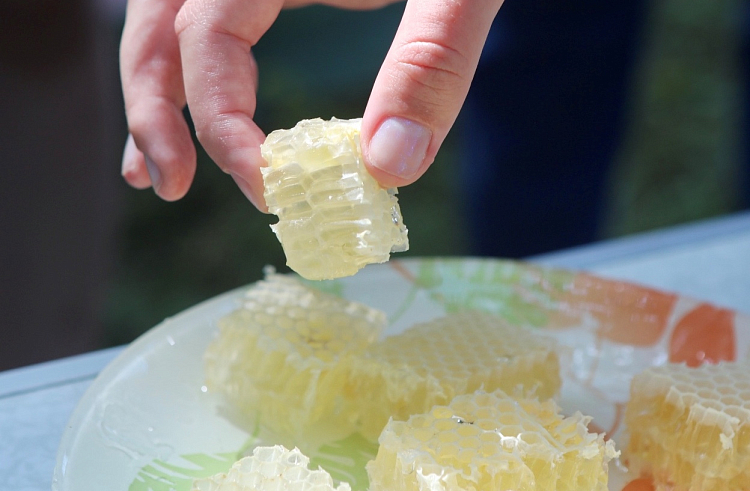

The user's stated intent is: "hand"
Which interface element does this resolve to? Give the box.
[119,0,504,209]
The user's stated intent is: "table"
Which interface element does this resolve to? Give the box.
[3,211,750,491]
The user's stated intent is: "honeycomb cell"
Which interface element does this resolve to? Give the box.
[343,311,562,440]
[625,362,750,491]
[367,390,618,491]
[204,272,387,439]
[192,445,351,491]
[260,118,408,280]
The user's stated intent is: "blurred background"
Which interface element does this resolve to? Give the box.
[1,0,748,370]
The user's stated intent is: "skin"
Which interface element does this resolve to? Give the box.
[120,0,505,210]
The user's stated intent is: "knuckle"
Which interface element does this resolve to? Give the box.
[174,0,205,38]
[124,103,154,137]
[393,39,471,98]
[193,116,220,148]
[175,0,255,45]
[125,97,170,136]
[193,113,237,173]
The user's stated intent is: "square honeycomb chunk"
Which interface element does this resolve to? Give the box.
[345,312,562,440]
[366,390,618,491]
[192,445,351,491]
[204,272,386,439]
[625,362,750,491]
[260,118,408,280]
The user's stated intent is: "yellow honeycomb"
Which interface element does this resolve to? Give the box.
[625,362,750,491]
[366,390,618,491]
[204,272,386,438]
[191,445,351,491]
[260,118,408,280]
[205,276,562,443]
[344,312,562,440]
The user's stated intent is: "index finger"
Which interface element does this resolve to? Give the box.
[362,0,503,188]
[175,0,286,210]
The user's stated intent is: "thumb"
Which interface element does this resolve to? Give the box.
[361,0,503,188]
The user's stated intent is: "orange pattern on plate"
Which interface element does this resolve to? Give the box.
[555,273,678,346]
[668,303,736,366]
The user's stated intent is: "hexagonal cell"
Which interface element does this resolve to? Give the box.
[714,375,733,385]
[697,388,719,400]
[674,383,695,394]
[693,378,713,389]
[717,385,736,396]
[721,396,743,407]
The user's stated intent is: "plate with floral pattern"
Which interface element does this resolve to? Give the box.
[52,258,750,491]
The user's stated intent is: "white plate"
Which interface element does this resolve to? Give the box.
[52,258,750,491]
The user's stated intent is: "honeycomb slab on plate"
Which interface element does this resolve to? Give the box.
[204,272,386,439]
[345,311,562,440]
[206,281,561,443]
[625,362,750,491]
[260,118,408,280]
[192,445,351,491]
[367,390,618,491]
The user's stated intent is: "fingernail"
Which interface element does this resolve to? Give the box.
[144,154,162,191]
[121,135,137,176]
[231,172,266,211]
[368,117,431,179]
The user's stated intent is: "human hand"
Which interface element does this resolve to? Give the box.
[119,0,504,209]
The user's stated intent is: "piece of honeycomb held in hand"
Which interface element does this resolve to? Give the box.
[261,118,408,280]
[191,445,351,491]
[366,389,618,491]
[625,362,750,491]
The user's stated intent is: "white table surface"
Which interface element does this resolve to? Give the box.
[2,211,750,491]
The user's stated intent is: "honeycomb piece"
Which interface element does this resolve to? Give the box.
[204,272,387,438]
[366,390,618,491]
[260,118,408,280]
[192,445,351,491]
[625,362,750,491]
[345,312,562,440]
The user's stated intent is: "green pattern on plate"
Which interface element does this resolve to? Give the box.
[300,277,345,297]
[308,433,378,491]
[416,258,575,327]
[130,428,261,490]
[129,453,238,491]
[128,432,377,491]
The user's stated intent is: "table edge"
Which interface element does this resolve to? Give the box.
[0,346,124,399]
[530,210,750,269]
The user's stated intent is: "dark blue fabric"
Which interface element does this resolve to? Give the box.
[740,1,750,210]
[460,0,647,257]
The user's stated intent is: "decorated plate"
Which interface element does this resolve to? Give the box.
[52,258,750,491]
